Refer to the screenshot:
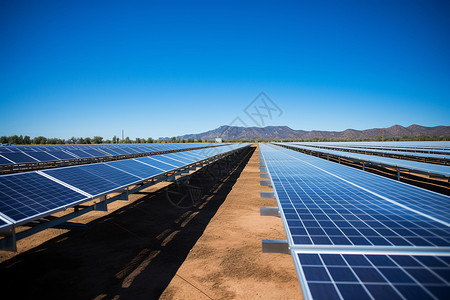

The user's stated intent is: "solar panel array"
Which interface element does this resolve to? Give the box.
[278,143,450,177]
[0,143,222,165]
[297,141,450,154]
[0,144,250,232]
[259,143,450,299]
[291,143,450,161]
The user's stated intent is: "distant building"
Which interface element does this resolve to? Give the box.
[215,138,222,143]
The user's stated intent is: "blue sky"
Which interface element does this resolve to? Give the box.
[1,1,449,139]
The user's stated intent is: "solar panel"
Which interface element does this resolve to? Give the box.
[135,157,176,171]
[83,149,108,157]
[25,151,59,162]
[46,150,77,160]
[106,159,165,179]
[150,156,187,168]
[107,148,129,155]
[0,172,88,224]
[294,251,450,300]
[42,165,122,196]
[0,155,14,165]
[121,147,139,154]
[169,152,202,163]
[65,149,93,158]
[1,152,38,164]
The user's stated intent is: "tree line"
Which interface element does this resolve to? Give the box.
[0,135,203,145]
[1,134,447,145]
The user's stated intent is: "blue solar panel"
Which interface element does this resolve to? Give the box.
[26,151,59,162]
[65,149,93,158]
[99,148,121,155]
[81,149,107,157]
[106,159,165,179]
[46,150,77,160]
[169,152,201,163]
[135,157,176,171]
[76,163,141,186]
[0,172,88,224]
[42,165,122,196]
[0,155,14,165]
[294,252,450,300]
[150,156,187,168]
[1,152,38,163]
[108,148,129,155]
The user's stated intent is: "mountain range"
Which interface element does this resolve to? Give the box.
[177,124,450,141]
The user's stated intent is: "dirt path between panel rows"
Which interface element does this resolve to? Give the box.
[160,144,302,299]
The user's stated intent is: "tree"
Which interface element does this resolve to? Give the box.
[0,136,7,144]
[146,137,153,143]
[24,136,31,144]
[7,135,19,144]
[33,136,47,144]
[112,136,118,144]
[85,137,92,144]
[93,136,103,144]
[124,137,131,143]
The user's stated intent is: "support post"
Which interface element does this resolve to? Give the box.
[94,195,108,211]
[117,188,130,201]
[0,227,17,252]
[260,180,272,187]
[260,191,275,199]
[260,207,280,217]
[262,240,289,254]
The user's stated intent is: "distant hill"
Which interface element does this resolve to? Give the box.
[179,124,450,141]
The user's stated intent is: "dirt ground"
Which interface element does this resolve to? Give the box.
[0,144,302,299]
